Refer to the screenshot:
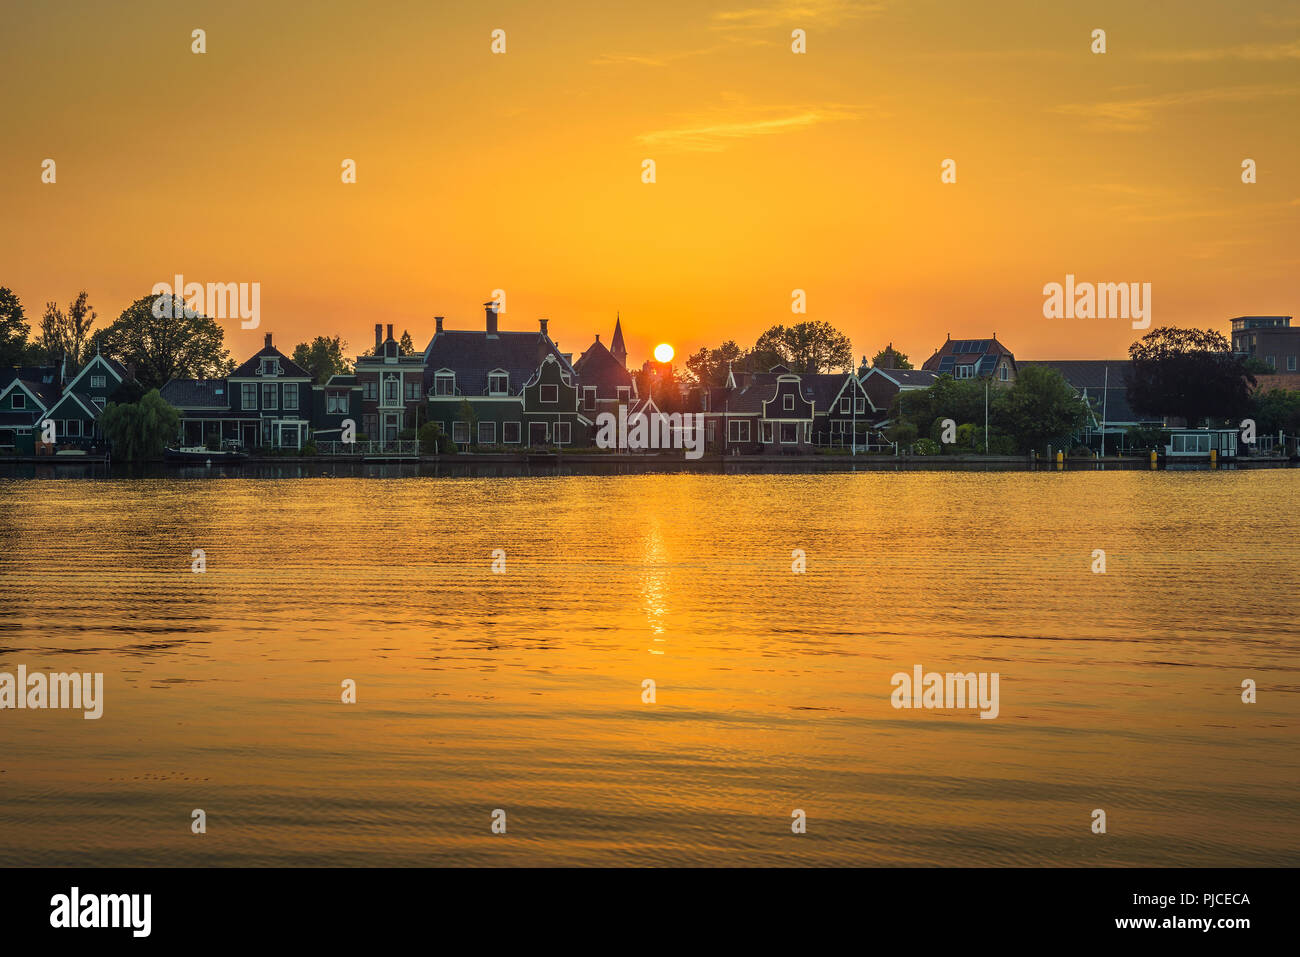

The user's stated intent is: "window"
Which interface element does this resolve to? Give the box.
[1289,356,1297,372]
[616,386,630,403]
[384,377,399,402]
[11,392,25,409]
[327,392,346,414]
[363,414,378,438]
[554,422,571,445]
[728,420,750,443]
[261,383,278,410]
[999,364,1009,381]
[1265,356,1276,369]
[503,421,522,444]
[781,423,798,443]
[405,380,421,400]
[583,386,596,411]
[706,421,716,444]
[242,383,257,409]
[762,422,774,443]
[1172,433,1210,454]
[840,397,851,413]
[92,397,105,411]
[90,375,106,389]
[488,373,508,395]
[478,422,496,445]
[282,385,298,411]
[783,393,794,411]
[435,373,455,396]
[957,365,973,379]
[453,421,469,444]
[363,381,378,401]
[260,358,279,376]
[541,384,559,403]
[855,397,866,414]
[66,419,81,437]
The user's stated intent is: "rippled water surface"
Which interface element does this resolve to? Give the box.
[1,470,1297,866]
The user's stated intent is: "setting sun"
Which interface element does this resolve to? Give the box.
[654,343,674,363]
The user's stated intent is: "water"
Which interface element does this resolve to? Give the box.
[1,470,1297,866]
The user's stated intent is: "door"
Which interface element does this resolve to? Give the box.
[529,422,549,446]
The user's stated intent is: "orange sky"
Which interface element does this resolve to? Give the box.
[2,0,1296,368]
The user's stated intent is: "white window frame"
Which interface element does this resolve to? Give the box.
[435,372,455,396]
[957,365,973,379]
[92,396,106,411]
[554,421,571,445]
[11,392,25,410]
[728,420,750,443]
[783,394,794,411]
[999,364,1009,381]
[780,422,799,444]
[488,372,509,396]
[90,375,106,388]
[282,384,298,410]
[242,383,257,409]
[762,422,774,443]
[616,386,631,403]
[452,421,469,444]
[855,397,866,413]
[478,421,496,445]
[541,384,559,403]
[261,383,278,410]
[260,358,279,376]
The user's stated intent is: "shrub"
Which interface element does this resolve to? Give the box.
[914,437,942,455]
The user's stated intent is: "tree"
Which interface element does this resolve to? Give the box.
[399,330,415,355]
[993,364,1089,453]
[1126,326,1254,427]
[752,321,852,374]
[871,344,912,369]
[37,291,97,366]
[292,335,352,384]
[99,389,181,460]
[684,340,745,387]
[98,294,234,390]
[0,287,30,369]
[1248,388,1300,437]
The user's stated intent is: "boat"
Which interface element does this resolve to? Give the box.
[164,446,247,464]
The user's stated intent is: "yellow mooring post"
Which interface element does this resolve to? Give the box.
[1150,449,1158,469]
[1210,448,1218,467]
[1056,450,1064,469]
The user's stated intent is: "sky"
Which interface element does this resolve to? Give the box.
[1,0,1296,368]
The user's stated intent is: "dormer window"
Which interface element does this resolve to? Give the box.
[260,358,279,376]
[999,364,1009,381]
[435,372,455,396]
[488,372,509,395]
[957,364,973,379]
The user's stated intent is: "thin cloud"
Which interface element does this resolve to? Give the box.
[637,106,859,151]
[712,0,887,30]
[1142,39,1300,62]
[1052,85,1296,131]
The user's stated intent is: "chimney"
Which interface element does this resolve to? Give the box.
[540,318,549,337]
[375,324,382,350]
[386,323,394,342]
[435,316,444,334]
[264,332,272,350]
[484,301,498,336]
[594,333,600,343]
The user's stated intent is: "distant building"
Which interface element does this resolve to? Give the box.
[1231,316,1298,373]
[1019,359,1160,451]
[573,322,637,419]
[921,335,1017,383]
[860,367,938,420]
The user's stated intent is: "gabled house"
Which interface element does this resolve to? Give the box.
[0,366,61,454]
[423,304,586,448]
[701,365,816,453]
[860,367,939,420]
[355,323,427,442]
[801,372,869,447]
[921,335,1017,383]
[573,324,636,420]
[37,350,130,450]
[312,374,363,444]
[162,333,313,449]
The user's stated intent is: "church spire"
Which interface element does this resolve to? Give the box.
[610,312,627,368]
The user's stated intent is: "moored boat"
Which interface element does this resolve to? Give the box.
[164,446,247,464]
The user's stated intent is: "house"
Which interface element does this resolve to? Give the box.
[921,335,1017,383]
[860,367,939,421]
[161,333,313,449]
[36,350,130,450]
[311,374,363,445]
[802,372,871,447]
[423,303,588,448]
[354,323,427,442]
[0,365,61,454]
[573,323,637,420]
[701,365,815,453]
